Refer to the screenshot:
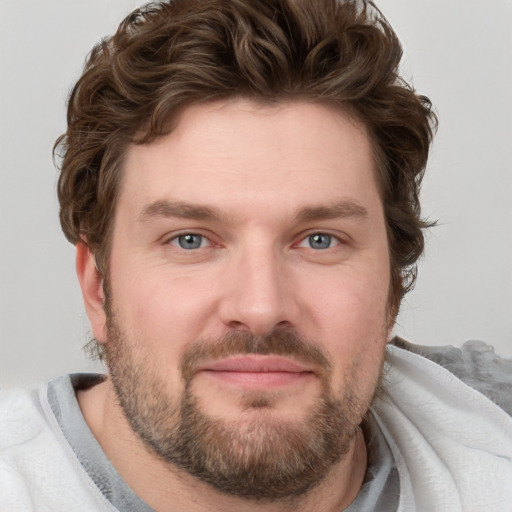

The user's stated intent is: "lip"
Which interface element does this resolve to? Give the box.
[197,354,314,373]
[195,355,315,388]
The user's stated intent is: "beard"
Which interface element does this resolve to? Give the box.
[104,315,380,501]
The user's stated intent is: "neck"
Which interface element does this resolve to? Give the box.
[78,378,367,512]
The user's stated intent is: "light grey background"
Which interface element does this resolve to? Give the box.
[1,1,511,387]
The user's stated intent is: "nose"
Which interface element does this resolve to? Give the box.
[218,244,301,336]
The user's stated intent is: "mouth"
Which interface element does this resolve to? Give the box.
[195,354,316,389]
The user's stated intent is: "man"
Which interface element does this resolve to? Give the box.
[1,0,511,511]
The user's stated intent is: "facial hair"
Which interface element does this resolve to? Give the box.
[104,320,378,501]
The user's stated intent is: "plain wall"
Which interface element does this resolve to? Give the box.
[1,0,511,387]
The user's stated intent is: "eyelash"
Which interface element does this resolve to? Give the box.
[166,231,345,251]
[167,233,213,250]
[296,232,342,250]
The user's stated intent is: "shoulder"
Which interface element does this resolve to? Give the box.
[391,337,512,416]
[0,384,53,509]
[0,384,48,451]
[0,379,116,512]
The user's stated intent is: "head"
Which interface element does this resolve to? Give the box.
[56,0,436,502]
[56,0,436,324]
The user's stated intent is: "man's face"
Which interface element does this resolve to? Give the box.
[95,99,392,499]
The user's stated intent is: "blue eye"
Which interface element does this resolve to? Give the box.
[173,234,206,250]
[306,233,336,250]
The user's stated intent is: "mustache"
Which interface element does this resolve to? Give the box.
[180,330,332,382]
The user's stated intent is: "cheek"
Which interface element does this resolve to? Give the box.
[108,260,220,351]
[304,264,390,386]
[309,261,390,329]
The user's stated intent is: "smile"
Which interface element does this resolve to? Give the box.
[195,354,316,389]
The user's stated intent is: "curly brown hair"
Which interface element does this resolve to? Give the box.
[55,0,436,322]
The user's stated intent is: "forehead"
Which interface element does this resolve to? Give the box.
[119,99,381,221]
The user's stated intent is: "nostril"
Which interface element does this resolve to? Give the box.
[228,320,250,331]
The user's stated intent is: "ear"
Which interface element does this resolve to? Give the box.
[76,240,108,343]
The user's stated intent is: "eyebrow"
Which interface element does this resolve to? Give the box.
[138,200,221,223]
[295,200,369,222]
[138,198,369,224]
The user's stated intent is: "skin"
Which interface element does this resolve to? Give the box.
[76,99,393,512]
